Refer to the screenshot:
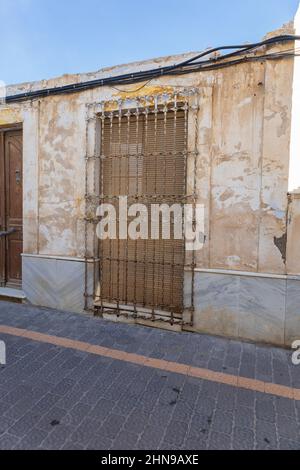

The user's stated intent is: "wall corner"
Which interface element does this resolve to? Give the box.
[286,188,300,275]
[288,4,300,192]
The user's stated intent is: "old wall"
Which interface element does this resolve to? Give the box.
[3,39,294,272]
[289,5,300,192]
[0,26,299,345]
[287,190,300,274]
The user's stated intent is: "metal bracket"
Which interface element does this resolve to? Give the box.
[0,228,17,238]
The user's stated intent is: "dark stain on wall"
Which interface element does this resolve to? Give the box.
[274,232,287,264]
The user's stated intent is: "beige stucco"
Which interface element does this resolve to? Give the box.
[2,25,297,274]
[287,190,300,274]
[0,19,299,346]
[289,4,300,192]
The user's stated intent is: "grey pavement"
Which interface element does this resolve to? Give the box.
[0,301,299,450]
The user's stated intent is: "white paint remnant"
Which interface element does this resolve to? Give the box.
[289,3,300,191]
[226,256,241,267]
[0,81,6,104]
[237,97,252,108]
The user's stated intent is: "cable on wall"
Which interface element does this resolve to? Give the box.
[5,35,300,104]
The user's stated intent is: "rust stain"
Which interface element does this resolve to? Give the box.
[219,188,235,202]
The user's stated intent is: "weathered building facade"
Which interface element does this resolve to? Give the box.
[0,12,299,347]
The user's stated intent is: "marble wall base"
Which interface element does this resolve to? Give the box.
[185,271,300,347]
[22,256,93,313]
[285,279,300,346]
[22,255,299,347]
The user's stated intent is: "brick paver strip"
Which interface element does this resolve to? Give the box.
[0,324,298,401]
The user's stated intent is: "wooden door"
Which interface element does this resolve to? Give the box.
[0,129,23,288]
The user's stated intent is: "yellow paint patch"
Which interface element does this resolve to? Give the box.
[0,107,22,126]
[114,84,174,99]
[102,84,177,111]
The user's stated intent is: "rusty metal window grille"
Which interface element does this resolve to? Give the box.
[84,92,198,326]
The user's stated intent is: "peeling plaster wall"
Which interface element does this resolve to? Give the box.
[0,25,299,344]
[38,96,87,257]
[287,191,300,274]
[208,63,266,272]
[4,39,294,271]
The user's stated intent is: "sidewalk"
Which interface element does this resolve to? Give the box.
[0,301,299,450]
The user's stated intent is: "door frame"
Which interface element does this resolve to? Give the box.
[0,123,23,288]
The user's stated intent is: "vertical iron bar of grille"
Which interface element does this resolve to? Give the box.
[99,110,105,315]
[170,94,178,321]
[117,102,122,314]
[93,113,98,309]
[142,105,149,309]
[151,97,158,320]
[125,109,131,307]
[161,99,168,321]
[133,102,140,318]
[108,111,114,304]
[181,98,189,321]
[84,106,89,311]
[191,99,199,324]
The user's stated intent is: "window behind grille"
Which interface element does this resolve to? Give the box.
[98,107,187,319]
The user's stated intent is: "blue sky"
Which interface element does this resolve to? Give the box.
[0,0,299,85]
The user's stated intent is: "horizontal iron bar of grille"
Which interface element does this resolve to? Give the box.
[96,90,197,111]
[96,301,184,316]
[94,306,191,326]
[97,258,188,267]
[94,295,182,318]
[85,151,198,161]
[99,107,189,120]
[98,151,192,159]
[86,194,195,203]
